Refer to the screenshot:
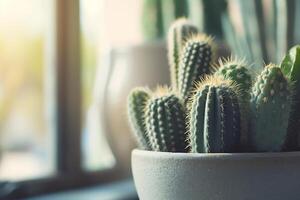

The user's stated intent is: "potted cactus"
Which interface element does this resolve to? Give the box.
[128,19,300,200]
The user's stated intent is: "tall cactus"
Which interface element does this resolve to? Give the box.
[168,18,198,89]
[178,34,215,102]
[188,76,241,153]
[280,45,300,150]
[127,87,152,150]
[250,64,292,152]
[145,87,187,152]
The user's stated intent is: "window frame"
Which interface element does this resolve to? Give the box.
[1,0,123,199]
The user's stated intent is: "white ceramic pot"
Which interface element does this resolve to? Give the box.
[97,42,170,176]
[132,149,300,200]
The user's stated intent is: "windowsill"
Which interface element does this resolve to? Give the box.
[25,179,138,200]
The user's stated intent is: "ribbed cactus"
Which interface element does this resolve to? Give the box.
[127,88,151,150]
[188,76,241,153]
[145,87,187,152]
[280,45,300,150]
[168,18,198,89]
[250,65,292,152]
[178,34,215,102]
[215,58,252,149]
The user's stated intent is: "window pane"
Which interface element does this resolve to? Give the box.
[0,0,55,181]
[80,0,115,171]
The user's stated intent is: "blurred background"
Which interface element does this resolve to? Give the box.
[0,0,299,199]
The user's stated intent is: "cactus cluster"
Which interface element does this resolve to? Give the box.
[127,18,300,153]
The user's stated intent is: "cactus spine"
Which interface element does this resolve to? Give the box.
[127,88,152,150]
[178,34,215,103]
[250,64,292,152]
[168,18,198,89]
[145,87,187,152]
[188,77,241,153]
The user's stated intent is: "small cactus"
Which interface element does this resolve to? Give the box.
[215,58,252,149]
[215,58,252,101]
[145,87,187,152]
[168,18,198,89]
[178,34,216,103]
[250,64,292,152]
[188,76,241,153]
[127,87,152,150]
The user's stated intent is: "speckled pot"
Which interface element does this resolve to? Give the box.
[132,149,300,200]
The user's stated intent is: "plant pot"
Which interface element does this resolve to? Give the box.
[132,149,300,200]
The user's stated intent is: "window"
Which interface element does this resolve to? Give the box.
[80,0,115,172]
[0,0,121,199]
[0,0,200,198]
[0,0,56,181]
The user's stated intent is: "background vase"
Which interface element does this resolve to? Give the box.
[97,42,170,176]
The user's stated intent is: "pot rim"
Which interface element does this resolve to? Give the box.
[132,149,300,160]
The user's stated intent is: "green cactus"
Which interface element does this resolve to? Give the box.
[167,18,198,89]
[280,45,300,150]
[215,58,252,100]
[215,58,252,149]
[250,64,292,152]
[129,18,298,154]
[178,34,215,103]
[127,87,152,150]
[145,87,187,152]
[188,76,241,153]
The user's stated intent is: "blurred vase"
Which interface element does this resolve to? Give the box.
[96,42,170,176]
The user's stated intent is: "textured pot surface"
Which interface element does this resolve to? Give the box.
[132,149,300,200]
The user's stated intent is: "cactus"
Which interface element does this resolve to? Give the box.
[215,58,252,100]
[280,45,300,150]
[215,58,252,149]
[127,88,152,150]
[168,18,198,89]
[250,64,292,152]
[145,87,187,152]
[178,34,215,102]
[188,76,241,153]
